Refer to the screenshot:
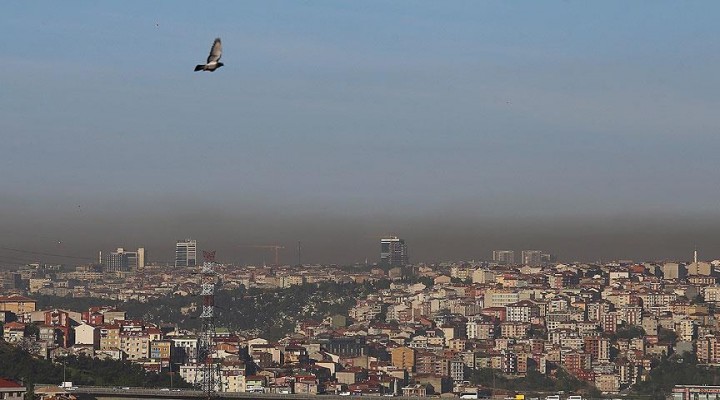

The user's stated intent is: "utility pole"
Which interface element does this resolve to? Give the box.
[493,367,496,399]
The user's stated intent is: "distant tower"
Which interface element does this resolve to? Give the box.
[99,247,144,272]
[137,247,145,270]
[521,250,543,266]
[493,250,515,265]
[380,237,408,267]
[175,239,197,268]
[196,250,220,396]
[694,246,698,264]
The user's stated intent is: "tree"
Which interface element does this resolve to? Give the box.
[554,368,585,393]
[23,323,39,339]
[468,368,506,388]
[0,342,191,389]
[658,327,678,343]
[614,325,645,340]
[34,280,383,340]
[631,354,720,400]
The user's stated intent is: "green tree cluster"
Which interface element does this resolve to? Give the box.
[632,354,720,400]
[469,367,600,397]
[0,342,189,394]
[35,280,387,340]
[613,325,646,340]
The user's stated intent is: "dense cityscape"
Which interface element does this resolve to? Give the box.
[1,238,720,399]
[4,2,720,400]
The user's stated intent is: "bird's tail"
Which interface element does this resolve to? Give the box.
[194,64,205,71]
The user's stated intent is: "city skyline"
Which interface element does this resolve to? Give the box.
[0,233,715,268]
[2,2,720,264]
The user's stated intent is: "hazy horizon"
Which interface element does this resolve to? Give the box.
[2,1,720,266]
[1,203,718,265]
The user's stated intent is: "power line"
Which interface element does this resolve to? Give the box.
[0,258,34,266]
[0,254,42,264]
[0,246,93,261]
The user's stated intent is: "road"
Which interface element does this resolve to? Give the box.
[69,386,440,399]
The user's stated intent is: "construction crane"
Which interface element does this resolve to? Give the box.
[239,245,285,266]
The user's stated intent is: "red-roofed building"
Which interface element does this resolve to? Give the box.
[43,310,74,348]
[348,381,382,396]
[629,265,646,274]
[481,307,507,322]
[3,322,26,343]
[283,345,309,366]
[0,378,27,400]
[0,295,36,314]
[293,375,321,395]
[82,310,104,326]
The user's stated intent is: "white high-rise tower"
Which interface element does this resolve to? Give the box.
[175,239,197,268]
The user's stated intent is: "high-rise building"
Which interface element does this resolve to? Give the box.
[175,239,197,268]
[99,247,145,272]
[136,247,145,270]
[521,250,543,266]
[661,262,686,280]
[493,250,515,265]
[380,237,408,267]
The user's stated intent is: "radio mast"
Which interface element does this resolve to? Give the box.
[196,250,220,397]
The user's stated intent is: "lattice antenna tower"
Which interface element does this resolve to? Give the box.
[196,250,221,397]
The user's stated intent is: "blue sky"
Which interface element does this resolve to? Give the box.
[2,1,720,263]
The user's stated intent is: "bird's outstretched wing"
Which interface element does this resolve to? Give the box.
[207,38,222,63]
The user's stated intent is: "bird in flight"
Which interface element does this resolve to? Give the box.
[194,38,223,72]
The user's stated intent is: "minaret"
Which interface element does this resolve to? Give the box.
[694,246,698,265]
